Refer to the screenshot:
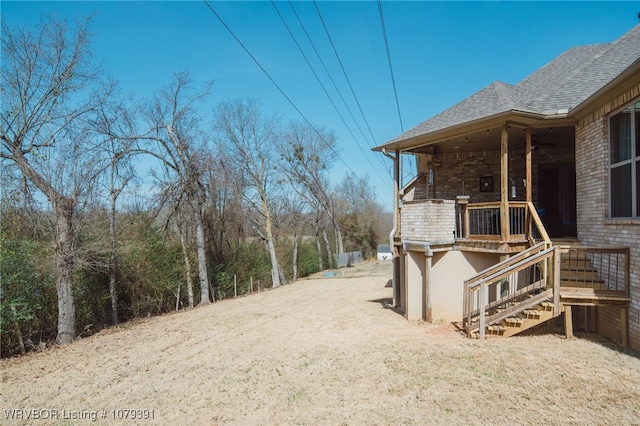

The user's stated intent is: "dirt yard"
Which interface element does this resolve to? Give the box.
[2,260,640,425]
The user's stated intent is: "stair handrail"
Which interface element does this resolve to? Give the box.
[463,244,560,337]
[463,242,547,331]
[464,242,548,291]
[527,201,550,244]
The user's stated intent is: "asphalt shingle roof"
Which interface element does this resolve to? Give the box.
[383,24,640,146]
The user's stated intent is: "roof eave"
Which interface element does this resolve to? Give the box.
[373,109,573,153]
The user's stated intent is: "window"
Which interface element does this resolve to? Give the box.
[609,101,640,218]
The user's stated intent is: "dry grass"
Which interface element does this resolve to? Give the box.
[2,260,639,425]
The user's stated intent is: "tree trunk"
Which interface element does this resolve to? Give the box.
[178,221,194,308]
[108,188,119,325]
[10,306,26,355]
[278,262,288,286]
[11,151,77,344]
[266,236,280,288]
[315,235,323,271]
[262,197,280,288]
[195,209,212,304]
[54,198,76,345]
[292,235,299,282]
[314,222,324,271]
[322,229,334,269]
[334,224,344,255]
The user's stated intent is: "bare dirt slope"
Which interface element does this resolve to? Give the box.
[2,261,640,425]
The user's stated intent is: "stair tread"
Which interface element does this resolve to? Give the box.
[539,301,555,310]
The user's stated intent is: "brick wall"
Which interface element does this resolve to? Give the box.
[575,86,640,349]
[409,148,574,205]
[401,200,456,242]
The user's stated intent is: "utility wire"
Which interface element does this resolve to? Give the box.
[271,1,387,179]
[376,0,409,186]
[287,1,372,152]
[201,0,358,176]
[359,1,397,173]
[313,0,378,146]
[377,0,404,132]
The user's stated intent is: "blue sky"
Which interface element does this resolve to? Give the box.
[3,1,640,209]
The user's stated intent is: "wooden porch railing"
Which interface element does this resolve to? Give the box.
[557,245,630,295]
[457,201,550,244]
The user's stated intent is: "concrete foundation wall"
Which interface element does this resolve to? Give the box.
[403,248,500,323]
[431,251,500,322]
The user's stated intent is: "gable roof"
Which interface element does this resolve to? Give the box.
[375,24,640,151]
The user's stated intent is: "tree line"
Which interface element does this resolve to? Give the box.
[0,17,390,357]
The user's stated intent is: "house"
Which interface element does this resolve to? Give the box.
[374,24,640,349]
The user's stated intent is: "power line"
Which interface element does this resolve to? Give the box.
[201,0,359,176]
[377,0,404,132]
[271,1,388,179]
[287,1,373,151]
[312,0,378,146]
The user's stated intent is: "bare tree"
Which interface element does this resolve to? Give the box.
[214,98,282,288]
[279,121,344,257]
[175,207,195,308]
[336,172,389,256]
[92,97,139,325]
[155,173,197,309]
[204,156,245,266]
[141,72,214,304]
[1,17,108,344]
[279,196,304,282]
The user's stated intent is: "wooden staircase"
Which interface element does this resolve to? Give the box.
[483,300,556,338]
[463,242,560,339]
[464,241,631,344]
[477,245,598,338]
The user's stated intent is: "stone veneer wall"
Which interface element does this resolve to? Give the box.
[575,84,640,349]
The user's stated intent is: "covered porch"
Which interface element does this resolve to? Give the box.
[381,119,630,346]
[382,119,575,323]
[395,121,577,251]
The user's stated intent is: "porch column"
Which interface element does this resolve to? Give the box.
[525,128,533,240]
[500,124,510,241]
[405,250,426,321]
[525,128,532,203]
[425,251,432,323]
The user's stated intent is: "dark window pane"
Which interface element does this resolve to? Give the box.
[635,102,640,158]
[637,161,640,217]
[610,110,631,163]
[611,164,632,217]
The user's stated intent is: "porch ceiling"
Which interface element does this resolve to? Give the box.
[410,125,575,154]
